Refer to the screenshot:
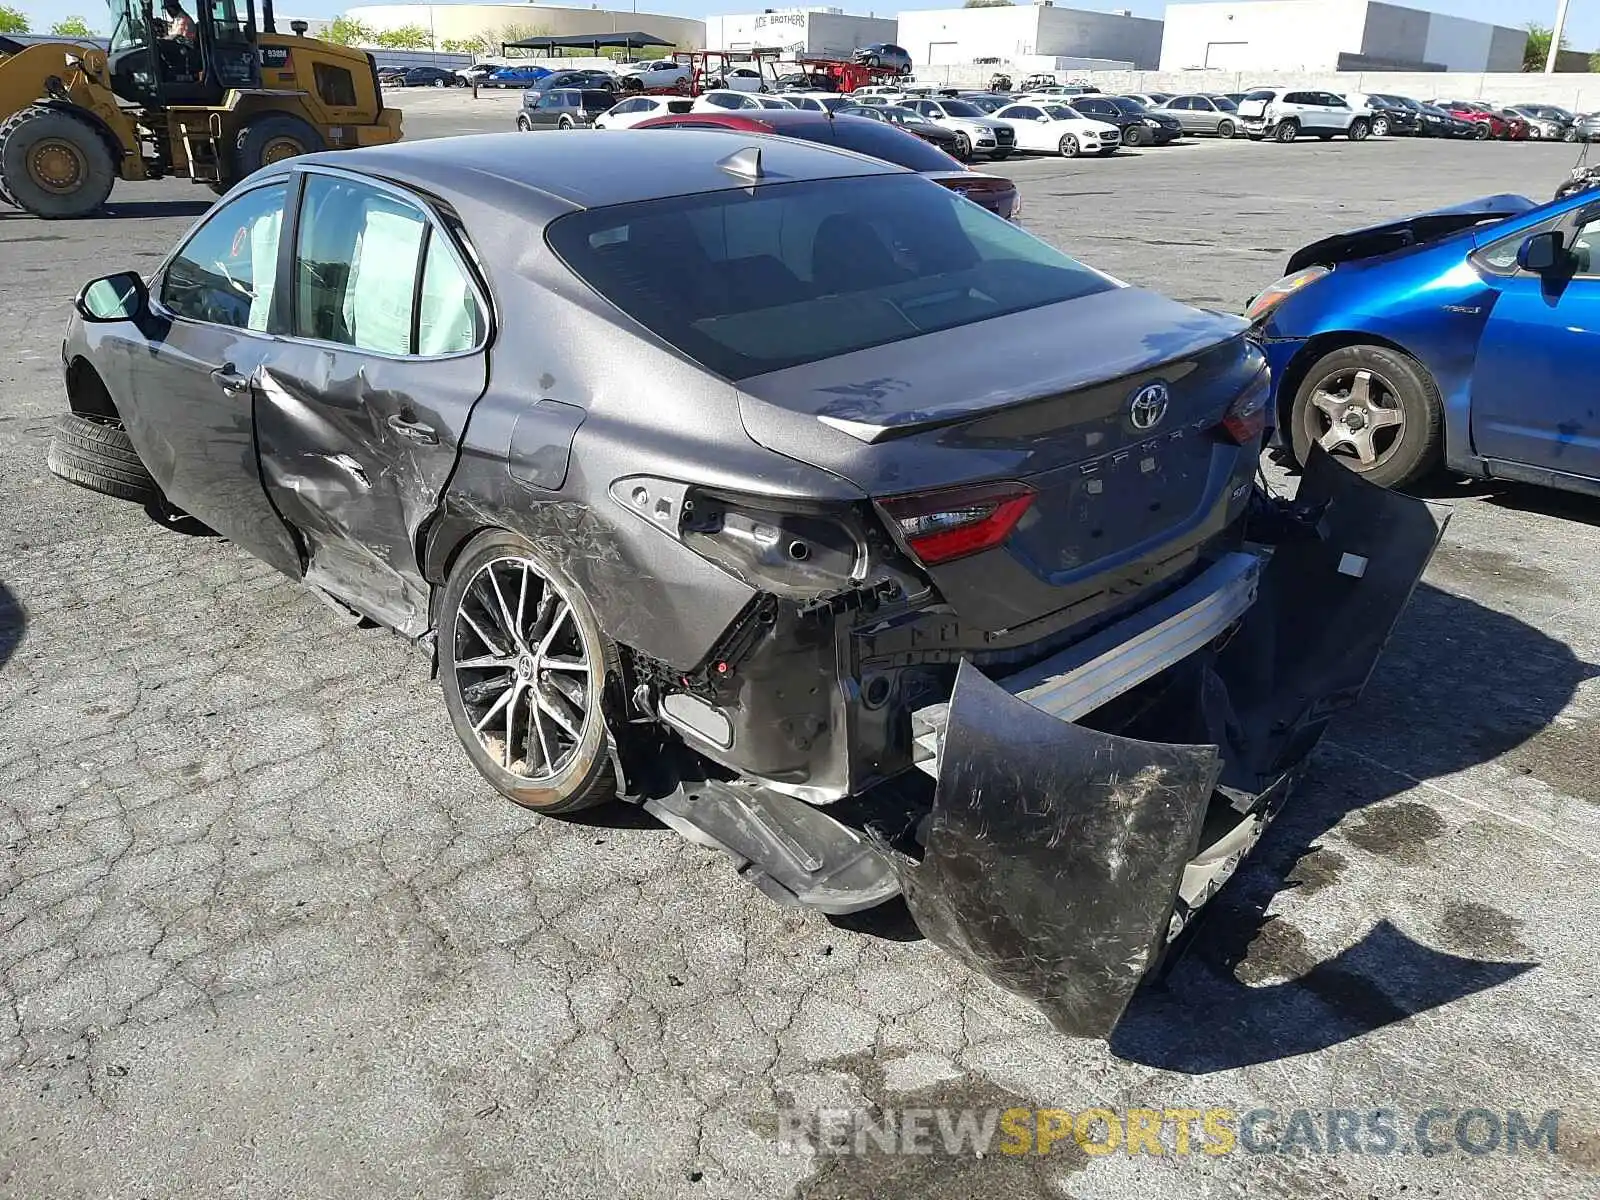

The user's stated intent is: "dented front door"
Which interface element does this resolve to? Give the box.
[253,170,489,635]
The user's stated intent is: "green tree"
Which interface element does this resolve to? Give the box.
[374,23,432,50]
[50,15,94,36]
[498,23,550,56]
[0,5,29,33]
[324,14,377,46]
[1523,22,1567,72]
[1591,49,1600,72]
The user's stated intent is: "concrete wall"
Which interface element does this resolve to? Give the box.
[896,6,1043,65]
[1159,0,1369,71]
[344,5,707,51]
[1065,66,1600,110]
[1361,2,1427,65]
[1486,24,1528,73]
[1419,11,1491,72]
[897,5,1159,69]
[702,10,896,59]
[1037,6,1162,69]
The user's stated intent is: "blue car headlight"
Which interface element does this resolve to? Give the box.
[1247,265,1331,323]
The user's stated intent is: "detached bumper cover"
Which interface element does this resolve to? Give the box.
[894,450,1449,1037]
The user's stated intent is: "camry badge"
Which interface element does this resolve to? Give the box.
[1129,382,1170,430]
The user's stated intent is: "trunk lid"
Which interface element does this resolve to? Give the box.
[736,287,1261,632]
[1237,97,1270,119]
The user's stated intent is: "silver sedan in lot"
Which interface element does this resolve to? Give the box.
[1155,94,1242,138]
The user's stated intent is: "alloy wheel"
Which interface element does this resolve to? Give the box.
[1058,133,1079,157]
[452,555,596,780]
[1275,120,1298,143]
[953,131,971,160]
[1305,367,1406,469]
[1372,116,1389,137]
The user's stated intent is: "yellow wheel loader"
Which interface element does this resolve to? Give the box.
[0,0,401,218]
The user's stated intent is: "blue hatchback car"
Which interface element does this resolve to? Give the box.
[1252,190,1600,496]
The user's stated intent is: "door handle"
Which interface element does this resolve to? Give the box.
[210,363,249,395]
[387,411,439,445]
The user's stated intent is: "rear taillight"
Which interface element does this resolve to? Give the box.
[1220,370,1270,444]
[880,482,1035,565]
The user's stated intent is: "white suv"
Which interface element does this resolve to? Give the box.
[1238,89,1372,143]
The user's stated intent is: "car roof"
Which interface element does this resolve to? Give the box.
[288,129,908,213]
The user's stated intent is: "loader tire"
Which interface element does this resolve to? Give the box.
[47,414,160,505]
[0,105,116,219]
[233,114,326,179]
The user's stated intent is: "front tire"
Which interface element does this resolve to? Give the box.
[1563,125,1578,142]
[1370,115,1388,137]
[951,130,971,161]
[516,114,532,131]
[1058,133,1080,157]
[1122,125,1145,147]
[47,413,160,504]
[1474,122,1491,140]
[0,106,116,218]
[438,532,618,814]
[1288,345,1443,489]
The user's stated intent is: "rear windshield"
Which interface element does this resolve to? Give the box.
[547,174,1113,381]
[1211,96,1238,111]
[803,118,960,171]
[1243,89,1275,101]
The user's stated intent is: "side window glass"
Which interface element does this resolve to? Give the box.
[417,232,485,355]
[294,175,425,354]
[160,181,286,331]
[314,63,357,107]
[1570,215,1600,277]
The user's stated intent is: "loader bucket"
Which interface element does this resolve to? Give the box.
[899,449,1449,1037]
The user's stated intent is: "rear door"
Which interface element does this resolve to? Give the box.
[253,169,492,634]
[1166,96,1200,132]
[1470,207,1600,482]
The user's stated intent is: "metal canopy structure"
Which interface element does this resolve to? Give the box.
[500,31,675,57]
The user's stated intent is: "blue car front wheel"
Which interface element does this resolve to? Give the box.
[1289,344,1443,489]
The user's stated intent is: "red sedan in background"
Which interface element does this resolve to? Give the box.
[633,109,1020,221]
[1431,100,1528,140]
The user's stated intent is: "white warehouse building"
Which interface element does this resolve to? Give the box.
[702,9,897,58]
[1159,0,1526,73]
[895,3,1163,70]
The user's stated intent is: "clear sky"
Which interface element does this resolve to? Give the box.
[9,0,1598,54]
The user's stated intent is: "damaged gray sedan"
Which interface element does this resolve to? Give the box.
[50,132,1445,1037]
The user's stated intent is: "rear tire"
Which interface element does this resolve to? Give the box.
[557,116,574,130]
[1288,344,1443,489]
[1215,118,1236,138]
[438,531,619,814]
[0,105,116,219]
[47,414,160,504]
[1563,126,1578,142]
[1274,118,1299,143]
[234,113,325,178]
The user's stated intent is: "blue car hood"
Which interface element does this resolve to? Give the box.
[1284,193,1535,274]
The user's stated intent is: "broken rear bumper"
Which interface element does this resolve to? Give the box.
[647,451,1447,1038]
[894,449,1449,1036]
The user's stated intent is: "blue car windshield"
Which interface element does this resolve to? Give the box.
[548,174,1114,380]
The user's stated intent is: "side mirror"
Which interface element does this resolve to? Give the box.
[1516,230,1566,273]
[1037,115,1050,123]
[75,272,146,322]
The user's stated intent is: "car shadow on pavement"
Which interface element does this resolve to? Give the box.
[0,579,23,672]
[1109,580,1596,1071]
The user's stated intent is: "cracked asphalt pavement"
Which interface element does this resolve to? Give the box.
[2,90,1598,1197]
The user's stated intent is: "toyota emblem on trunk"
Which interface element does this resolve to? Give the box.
[1129,382,1170,430]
